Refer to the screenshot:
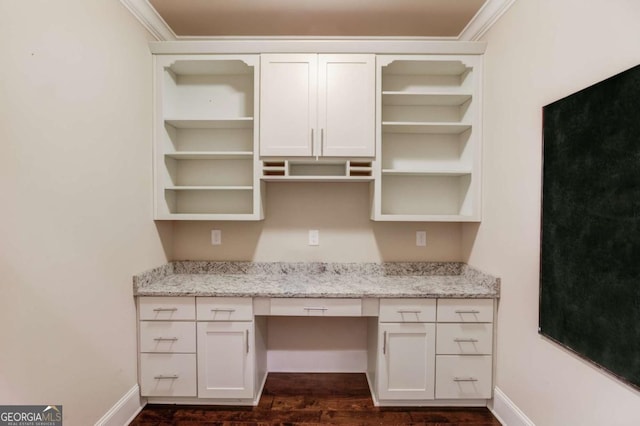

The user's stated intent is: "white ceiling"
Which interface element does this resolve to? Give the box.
[121,0,516,41]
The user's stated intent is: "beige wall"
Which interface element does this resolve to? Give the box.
[173,183,462,262]
[465,0,640,424]
[0,1,171,425]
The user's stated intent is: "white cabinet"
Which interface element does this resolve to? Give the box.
[138,297,197,397]
[372,55,482,222]
[197,321,254,399]
[260,54,375,158]
[377,322,436,400]
[195,297,261,400]
[376,299,437,401]
[435,299,494,400]
[154,55,263,220]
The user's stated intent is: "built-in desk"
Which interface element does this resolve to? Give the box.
[134,262,499,407]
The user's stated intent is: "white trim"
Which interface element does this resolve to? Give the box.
[459,0,518,41]
[119,0,176,41]
[94,384,146,426]
[490,387,536,426]
[120,0,512,43]
[148,39,486,55]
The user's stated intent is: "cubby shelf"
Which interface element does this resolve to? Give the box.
[381,122,472,134]
[382,92,472,106]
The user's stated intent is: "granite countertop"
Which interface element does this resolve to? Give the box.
[133,261,500,299]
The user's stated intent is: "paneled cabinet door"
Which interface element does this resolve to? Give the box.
[377,323,436,400]
[197,321,254,399]
[260,54,375,157]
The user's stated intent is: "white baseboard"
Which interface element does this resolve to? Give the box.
[490,387,535,426]
[95,384,146,426]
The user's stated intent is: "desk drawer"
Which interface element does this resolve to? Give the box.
[197,297,253,321]
[437,299,493,323]
[140,353,197,397]
[436,323,492,355]
[379,299,436,322]
[139,321,196,353]
[139,297,195,321]
[435,355,492,399]
[270,298,362,316]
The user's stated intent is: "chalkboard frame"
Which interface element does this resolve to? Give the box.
[540,64,640,391]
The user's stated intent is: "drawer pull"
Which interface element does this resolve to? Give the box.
[154,375,179,380]
[153,308,178,312]
[397,310,421,314]
[453,377,478,382]
[304,307,328,311]
[210,308,236,313]
[454,338,479,343]
[153,337,178,342]
[455,310,480,314]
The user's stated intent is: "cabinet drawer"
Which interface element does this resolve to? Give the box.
[437,299,493,323]
[435,355,492,399]
[197,297,253,321]
[270,298,362,316]
[436,323,492,355]
[379,299,436,322]
[139,297,195,321]
[140,353,197,397]
[139,321,196,353]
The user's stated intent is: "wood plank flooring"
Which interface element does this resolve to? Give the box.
[130,373,502,425]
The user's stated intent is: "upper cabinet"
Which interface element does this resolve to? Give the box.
[371,55,482,222]
[154,55,263,221]
[260,54,375,158]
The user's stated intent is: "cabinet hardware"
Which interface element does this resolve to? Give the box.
[153,308,178,312]
[455,310,480,314]
[453,338,479,343]
[245,330,249,354]
[154,375,179,380]
[153,337,179,342]
[210,308,236,313]
[453,377,478,382]
[303,307,328,311]
[383,331,387,354]
[320,128,324,156]
[397,310,421,314]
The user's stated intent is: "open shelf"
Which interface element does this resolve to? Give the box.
[382,122,472,134]
[165,118,254,129]
[260,160,374,181]
[155,55,262,220]
[374,56,480,222]
[165,152,253,160]
[382,92,472,106]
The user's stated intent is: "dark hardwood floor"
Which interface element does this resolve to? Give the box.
[131,373,502,425]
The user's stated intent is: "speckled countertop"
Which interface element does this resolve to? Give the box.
[133,261,500,299]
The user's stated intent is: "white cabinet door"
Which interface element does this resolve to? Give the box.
[318,55,375,157]
[197,321,254,399]
[260,54,375,158]
[260,54,317,156]
[378,323,436,400]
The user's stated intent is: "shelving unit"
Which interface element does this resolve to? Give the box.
[261,160,373,182]
[154,55,263,220]
[372,55,482,222]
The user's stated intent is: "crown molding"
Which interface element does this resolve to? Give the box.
[121,0,515,43]
[120,0,176,41]
[459,0,517,41]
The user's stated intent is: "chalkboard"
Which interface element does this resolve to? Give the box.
[540,64,640,390]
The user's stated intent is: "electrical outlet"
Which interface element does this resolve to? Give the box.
[416,231,427,247]
[211,229,222,245]
[308,230,319,246]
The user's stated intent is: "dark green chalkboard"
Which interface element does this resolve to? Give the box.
[540,64,640,390]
